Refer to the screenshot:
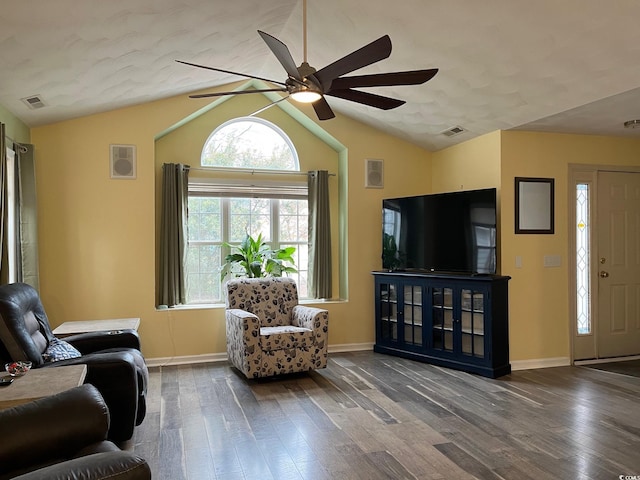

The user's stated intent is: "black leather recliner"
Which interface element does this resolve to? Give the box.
[0,282,148,441]
[0,384,151,480]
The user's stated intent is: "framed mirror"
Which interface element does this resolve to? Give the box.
[515,177,554,234]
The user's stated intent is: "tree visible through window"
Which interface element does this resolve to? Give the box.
[186,117,308,304]
[201,117,298,170]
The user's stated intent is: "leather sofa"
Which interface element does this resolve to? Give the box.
[0,384,151,480]
[0,282,148,441]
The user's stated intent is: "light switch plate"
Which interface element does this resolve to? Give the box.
[543,255,561,267]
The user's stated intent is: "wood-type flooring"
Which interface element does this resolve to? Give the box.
[132,351,640,479]
[583,359,640,378]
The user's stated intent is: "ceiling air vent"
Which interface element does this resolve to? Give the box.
[21,95,46,109]
[441,125,466,137]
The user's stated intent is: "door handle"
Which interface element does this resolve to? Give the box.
[599,271,609,278]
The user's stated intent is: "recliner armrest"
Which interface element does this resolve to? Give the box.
[40,351,141,441]
[11,451,151,480]
[65,329,141,353]
[0,385,110,471]
[40,351,138,387]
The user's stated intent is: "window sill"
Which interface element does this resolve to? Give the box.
[156,298,346,312]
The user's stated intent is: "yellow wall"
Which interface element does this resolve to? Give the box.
[431,130,505,274]
[30,87,432,361]
[500,130,640,361]
[431,131,502,193]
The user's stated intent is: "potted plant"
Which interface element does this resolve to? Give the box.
[220,233,297,280]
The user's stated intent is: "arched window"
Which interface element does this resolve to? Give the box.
[201,117,299,170]
[186,117,309,304]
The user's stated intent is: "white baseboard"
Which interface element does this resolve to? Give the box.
[147,347,569,372]
[146,343,374,368]
[511,357,570,371]
[328,342,374,353]
[146,353,227,368]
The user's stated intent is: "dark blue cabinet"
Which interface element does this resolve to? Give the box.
[373,271,511,378]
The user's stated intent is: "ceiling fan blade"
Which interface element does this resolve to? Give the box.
[257,30,302,80]
[312,97,336,120]
[330,69,439,90]
[314,35,392,91]
[326,89,405,110]
[189,88,287,99]
[175,60,287,86]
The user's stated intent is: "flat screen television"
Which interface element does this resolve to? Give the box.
[382,188,497,274]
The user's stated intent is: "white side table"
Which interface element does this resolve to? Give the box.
[52,318,140,337]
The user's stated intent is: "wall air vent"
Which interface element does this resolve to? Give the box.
[21,95,46,109]
[441,125,466,137]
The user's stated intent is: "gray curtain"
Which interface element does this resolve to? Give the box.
[0,124,5,280]
[158,163,190,307]
[0,125,39,288]
[308,170,332,298]
[16,144,39,289]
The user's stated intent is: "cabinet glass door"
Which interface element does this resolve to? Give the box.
[461,289,485,358]
[432,287,454,352]
[403,285,423,346]
[379,282,398,342]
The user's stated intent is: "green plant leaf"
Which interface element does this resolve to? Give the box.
[219,232,297,281]
[249,261,263,277]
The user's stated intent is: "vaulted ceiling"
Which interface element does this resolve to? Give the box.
[2,0,640,151]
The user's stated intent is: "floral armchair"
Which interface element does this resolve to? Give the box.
[225,277,329,378]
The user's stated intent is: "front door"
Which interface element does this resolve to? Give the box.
[596,171,640,358]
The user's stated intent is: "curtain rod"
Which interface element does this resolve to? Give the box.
[4,135,28,153]
[188,166,335,177]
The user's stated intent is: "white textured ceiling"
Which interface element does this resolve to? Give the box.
[1,0,640,151]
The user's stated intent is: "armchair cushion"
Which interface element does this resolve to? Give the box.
[260,325,312,351]
[43,337,82,363]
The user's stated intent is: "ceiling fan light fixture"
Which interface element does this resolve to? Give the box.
[289,85,322,103]
[623,119,640,129]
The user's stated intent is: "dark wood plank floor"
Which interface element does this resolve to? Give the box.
[132,352,640,479]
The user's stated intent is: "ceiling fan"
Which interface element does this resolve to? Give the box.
[176,0,438,120]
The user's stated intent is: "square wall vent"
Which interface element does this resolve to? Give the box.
[21,95,47,109]
[441,125,466,137]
